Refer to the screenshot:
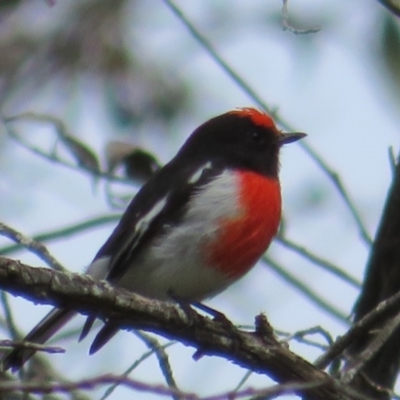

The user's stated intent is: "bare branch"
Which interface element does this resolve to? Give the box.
[276,235,361,288]
[345,151,400,398]
[0,373,333,400]
[342,312,400,384]
[264,256,348,323]
[134,332,180,400]
[316,289,400,370]
[0,340,64,355]
[99,338,175,400]
[0,222,65,272]
[378,0,400,18]
[0,256,367,400]
[0,214,120,256]
[3,118,133,186]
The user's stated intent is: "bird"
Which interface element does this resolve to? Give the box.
[2,107,305,372]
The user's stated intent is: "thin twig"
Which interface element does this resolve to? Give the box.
[135,332,180,400]
[341,311,400,384]
[0,374,331,400]
[99,340,175,400]
[237,325,331,351]
[299,145,372,245]
[232,370,253,392]
[0,339,65,354]
[280,326,334,348]
[276,235,361,288]
[0,222,65,272]
[264,256,349,324]
[0,292,20,340]
[315,289,400,370]
[0,214,120,256]
[389,146,396,176]
[4,122,133,186]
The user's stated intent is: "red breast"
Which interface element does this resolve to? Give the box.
[205,170,281,279]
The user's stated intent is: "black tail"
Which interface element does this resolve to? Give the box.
[89,323,119,355]
[2,308,76,372]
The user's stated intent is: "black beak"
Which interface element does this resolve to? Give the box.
[278,132,307,145]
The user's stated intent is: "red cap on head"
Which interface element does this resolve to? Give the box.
[229,108,276,130]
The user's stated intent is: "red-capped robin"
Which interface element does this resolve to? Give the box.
[2,107,305,371]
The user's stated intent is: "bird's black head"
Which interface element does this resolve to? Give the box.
[176,108,306,178]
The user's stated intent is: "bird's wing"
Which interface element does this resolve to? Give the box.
[93,159,221,284]
[77,160,221,348]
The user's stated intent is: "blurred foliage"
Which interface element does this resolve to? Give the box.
[6,112,102,173]
[0,0,191,128]
[105,140,161,183]
[0,0,23,13]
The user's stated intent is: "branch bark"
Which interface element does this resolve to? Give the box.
[345,153,400,398]
[0,256,362,400]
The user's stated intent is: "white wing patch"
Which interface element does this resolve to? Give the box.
[188,161,212,184]
[116,170,242,301]
[119,195,169,260]
[86,256,111,279]
[134,196,168,241]
[87,196,168,279]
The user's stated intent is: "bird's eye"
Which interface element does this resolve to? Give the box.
[250,131,265,143]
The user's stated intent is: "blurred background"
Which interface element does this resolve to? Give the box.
[0,0,400,399]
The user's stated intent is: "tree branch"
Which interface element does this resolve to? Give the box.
[378,0,400,18]
[0,256,364,400]
[345,152,400,398]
